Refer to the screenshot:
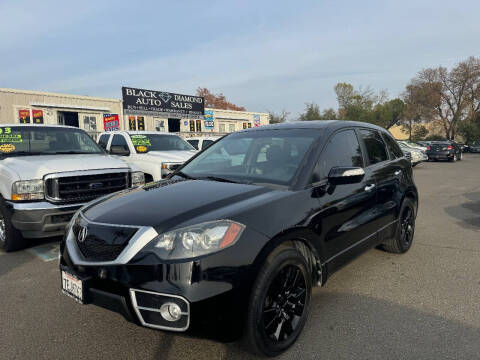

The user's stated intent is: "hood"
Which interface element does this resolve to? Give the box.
[83,179,283,231]
[1,154,130,180]
[145,150,197,163]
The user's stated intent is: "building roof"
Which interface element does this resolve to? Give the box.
[0,88,122,103]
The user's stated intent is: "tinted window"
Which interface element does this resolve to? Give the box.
[111,135,129,151]
[202,140,214,149]
[382,133,404,158]
[312,129,363,182]
[360,129,388,165]
[187,139,199,150]
[98,134,110,149]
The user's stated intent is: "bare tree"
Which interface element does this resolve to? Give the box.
[268,110,290,124]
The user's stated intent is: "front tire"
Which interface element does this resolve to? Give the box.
[0,198,27,252]
[244,245,312,357]
[381,198,416,254]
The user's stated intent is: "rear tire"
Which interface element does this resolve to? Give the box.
[0,198,28,252]
[381,198,416,254]
[244,244,312,357]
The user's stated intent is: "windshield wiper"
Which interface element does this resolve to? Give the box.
[173,171,196,180]
[197,176,241,184]
[48,151,96,155]
[0,151,45,157]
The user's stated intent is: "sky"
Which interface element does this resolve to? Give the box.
[1,0,479,119]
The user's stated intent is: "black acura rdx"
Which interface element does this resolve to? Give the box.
[60,121,418,356]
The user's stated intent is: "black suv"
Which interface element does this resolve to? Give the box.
[426,141,462,161]
[60,121,418,357]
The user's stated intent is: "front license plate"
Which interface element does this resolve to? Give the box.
[62,271,84,304]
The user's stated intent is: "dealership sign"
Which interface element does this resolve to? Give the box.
[204,110,214,130]
[122,87,204,119]
[103,114,120,131]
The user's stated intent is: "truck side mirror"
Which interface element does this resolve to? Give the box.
[110,145,130,156]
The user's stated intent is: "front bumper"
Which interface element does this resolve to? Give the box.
[60,224,268,338]
[6,201,84,238]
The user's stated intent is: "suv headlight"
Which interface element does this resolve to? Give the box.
[131,171,145,187]
[11,180,44,201]
[143,220,245,260]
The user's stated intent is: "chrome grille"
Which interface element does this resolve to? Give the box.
[45,170,129,204]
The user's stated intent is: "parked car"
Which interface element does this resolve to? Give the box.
[98,131,197,183]
[426,141,462,161]
[185,136,220,151]
[457,143,469,153]
[469,140,480,153]
[398,140,427,152]
[398,143,427,166]
[0,124,144,252]
[60,121,418,356]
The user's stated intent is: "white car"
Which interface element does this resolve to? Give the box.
[185,136,220,151]
[398,140,427,152]
[398,143,428,166]
[98,131,197,183]
[0,124,144,251]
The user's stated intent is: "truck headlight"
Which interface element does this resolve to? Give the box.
[11,180,44,201]
[143,220,245,260]
[131,171,145,187]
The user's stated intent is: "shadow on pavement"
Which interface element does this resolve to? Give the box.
[444,191,480,229]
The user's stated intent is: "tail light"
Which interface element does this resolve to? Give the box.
[447,145,453,150]
[426,146,430,150]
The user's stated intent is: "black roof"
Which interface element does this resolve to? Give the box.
[238,120,388,133]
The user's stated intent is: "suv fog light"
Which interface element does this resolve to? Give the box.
[160,302,182,322]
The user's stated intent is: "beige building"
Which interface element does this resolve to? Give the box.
[0,88,269,138]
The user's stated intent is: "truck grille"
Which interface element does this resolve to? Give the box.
[46,171,129,204]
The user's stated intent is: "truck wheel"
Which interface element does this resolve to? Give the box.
[0,198,27,252]
[244,245,312,357]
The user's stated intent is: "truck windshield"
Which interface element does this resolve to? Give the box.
[129,134,195,153]
[0,126,102,157]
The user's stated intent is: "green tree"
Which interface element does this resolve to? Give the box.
[373,98,405,129]
[457,120,480,144]
[299,102,322,120]
[411,125,429,142]
[318,108,337,120]
[268,110,289,124]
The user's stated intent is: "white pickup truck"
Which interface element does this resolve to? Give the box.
[97,131,197,182]
[0,124,145,251]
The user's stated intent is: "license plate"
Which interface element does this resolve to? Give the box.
[62,271,84,303]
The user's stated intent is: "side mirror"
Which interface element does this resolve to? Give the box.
[110,145,130,156]
[328,166,365,185]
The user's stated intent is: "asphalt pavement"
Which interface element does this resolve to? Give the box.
[1,155,479,360]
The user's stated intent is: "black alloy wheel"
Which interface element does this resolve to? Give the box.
[245,245,312,357]
[262,264,307,343]
[381,197,416,254]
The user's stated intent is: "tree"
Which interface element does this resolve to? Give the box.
[298,102,322,120]
[411,125,429,142]
[457,119,480,144]
[268,110,289,124]
[196,87,246,111]
[318,108,337,120]
[406,57,480,140]
[373,98,405,129]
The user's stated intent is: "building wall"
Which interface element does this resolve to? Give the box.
[0,88,269,136]
[0,88,123,133]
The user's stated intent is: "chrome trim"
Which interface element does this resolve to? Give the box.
[79,212,141,229]
[66,214,158,266]
[129,289,190,332]
[8,201,85,211]
[44,168,131,203]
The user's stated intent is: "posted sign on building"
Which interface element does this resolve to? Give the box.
[103,114,120,132]
[122,87,204,119]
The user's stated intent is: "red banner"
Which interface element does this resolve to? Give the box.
[19,109,30,123]
[103,114,120,131]
[32,109,44,124]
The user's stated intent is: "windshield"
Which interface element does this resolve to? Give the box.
[179,129,320,186]
[0,126,102,157]
[129,134,195,153]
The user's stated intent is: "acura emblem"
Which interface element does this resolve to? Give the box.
[78,226,88,243]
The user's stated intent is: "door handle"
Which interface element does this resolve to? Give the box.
[364,184,376,192]
[394,170,402,176]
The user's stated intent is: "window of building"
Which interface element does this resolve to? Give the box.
[312,130,364,182]
[189,120,195,132]
[229,124,235,132]
[219,123,226,133]
[360,129,388,165]
[196,119,202,132]
[248,123,252,128]
[154,119,165,132]
[243,123,247,129]
[83,116,97,132]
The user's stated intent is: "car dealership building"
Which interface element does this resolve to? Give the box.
[0,88,269,138]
